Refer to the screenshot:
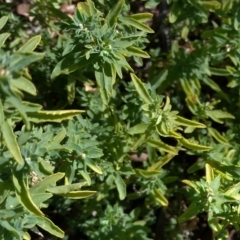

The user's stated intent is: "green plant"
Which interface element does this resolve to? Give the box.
[0,0,240,239]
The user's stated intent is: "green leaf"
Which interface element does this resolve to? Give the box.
[209,67,231,76]
[178,137,212,151]
[169,2,181,23]
[208,127,229,144]
[207,160,240,178]
[1,221,22,240]
[148,153,176,170]
[27,110,84,123]
[153,188,168,206]
[206,110,235,124]
[173,116,206,128]
[47,182,86,194]
[35,215,64,238]
[105,0,125,26]
[17,35,41,52]
[131,73,152,104]
[178,202,204,223]
[10,53,45,71]
[85,158,103,174]
[51,53,82,79]
[202,78,229,102]
[0,33,10,48]
[119,16,154,33]
[0,16,8,30]
[6,96,30,129]
[10,76,37,96]
[52,129,67,144]
[115,174,126,200]
[95,62,114,105]
[60,190,96,199]
[12,173,44,216]
[30,173,65,194]
[79,171,91,186]
[182,180,200,193]
[86,0,97,16]
[130,13,153,22]
[22,101,42,112]
[114,35,142,48]
[0,98,4,125]
[1,120,23,165]
[128,123,151,135]
[126,46,150,58]
[150,69,169,92]
[0,181,11,205]
[31,193,53,207]
[199,1,221,10]
[147,138,177,154]
[134,168,161,178]
[77,2,91,16]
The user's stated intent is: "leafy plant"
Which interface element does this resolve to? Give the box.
[0,0,240,239]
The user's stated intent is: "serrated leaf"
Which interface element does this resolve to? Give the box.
[147,138,177,154]
[208,127,228,144]
[27,110,84,123]
[1,120,23,165]
[105,0,125,26]
[17,35,41,52]
[115,174,126,200]
[131,73,152,104]
[47,182,86,194]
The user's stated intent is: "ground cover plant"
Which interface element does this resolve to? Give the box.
[0,0,240,239]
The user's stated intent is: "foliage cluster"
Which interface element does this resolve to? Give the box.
[0,0,240,239]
